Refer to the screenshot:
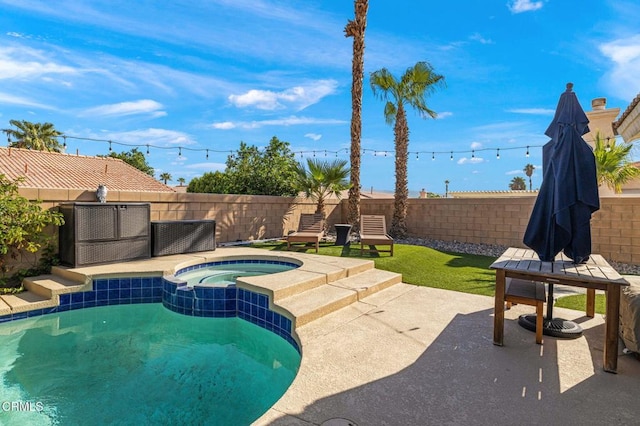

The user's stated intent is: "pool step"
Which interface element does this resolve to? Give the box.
[23,274,91,299]
[0,291,58,313]
[277,268,402,327]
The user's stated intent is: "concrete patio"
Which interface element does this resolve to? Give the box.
[256,282,640,425]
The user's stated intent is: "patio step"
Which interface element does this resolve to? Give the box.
[278,268,402,327]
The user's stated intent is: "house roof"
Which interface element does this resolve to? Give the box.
[0,147,174,192]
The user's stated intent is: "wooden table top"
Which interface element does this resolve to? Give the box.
[490,247,629,287]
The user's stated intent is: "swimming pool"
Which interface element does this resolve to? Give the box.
[0,303,301,425]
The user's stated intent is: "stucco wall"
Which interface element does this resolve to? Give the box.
[11,188,640,271]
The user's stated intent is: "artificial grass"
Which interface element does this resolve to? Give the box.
[251,240,607,314]
[554,293,606,314]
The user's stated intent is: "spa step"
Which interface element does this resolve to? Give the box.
[23,274,90,299]
[278,268,402,327]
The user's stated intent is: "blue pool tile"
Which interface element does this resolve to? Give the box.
[94,279,108,291]
[131,288,143,299]
[12,312,28,321]
[250,292,258,305]
[142,287,153,298]
[266,310,274,324]
[96,290,108,301]
[214,288,225,300]
[108,279,121,290]
[71,292,84,303]
[27,309,43,317]
[108,289,120,300]
[152,277,163,288]
[131,277,142,288]
[225,287,236,299]
[70,302,83,311]
[282,316,292,332]
[96,299,108,307]
[258,294,268,308]
[258,307,266,320]
[119,288,131,299]
[83,291,96,302]
[225,299,236,311]
[0,315,12,323]
[119,278,131,289]
[59,294,71,306]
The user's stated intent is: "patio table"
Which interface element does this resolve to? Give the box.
[491,247,629,373]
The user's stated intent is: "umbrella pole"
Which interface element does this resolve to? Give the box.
[546,283,554,319]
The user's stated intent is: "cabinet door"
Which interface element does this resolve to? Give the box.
[75,205,118,241]
[118,204,150,238]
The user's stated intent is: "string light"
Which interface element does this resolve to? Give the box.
[606,137,611,152]
[54,134,557,165]
[63,136,67,149]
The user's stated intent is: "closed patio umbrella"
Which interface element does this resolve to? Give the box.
[522,83,600,337]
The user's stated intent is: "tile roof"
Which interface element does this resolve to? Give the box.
[614,92,640,130]
[0,147,174,192]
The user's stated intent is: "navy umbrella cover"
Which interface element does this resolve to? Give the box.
[523,84,600,264]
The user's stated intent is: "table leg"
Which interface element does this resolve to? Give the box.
[603,284,621,373]
[586,288,596,318]
[493,269,506,346]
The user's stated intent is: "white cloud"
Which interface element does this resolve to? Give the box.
[82,99,166,117]
[211,121,236,130]
[436,111,453,119]
[506,169,523,175]
[470,141,483,149]
[469,33,494,45]
[211,115,347,130]
[228,79,338,111]
[508,0,544,14]
[0,92,56,109]
[0,46,77,80]
[507,108,555,115]
[599,35,640,100]
[84,128,195,147]
[305,133,322,141]
[457,157,485,165]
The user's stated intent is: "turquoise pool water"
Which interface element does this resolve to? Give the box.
[176,262,298,287]
[0,304,300,425]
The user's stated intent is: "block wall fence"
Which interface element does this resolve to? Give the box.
[16,188,640,267]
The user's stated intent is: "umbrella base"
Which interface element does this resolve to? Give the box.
[518,314,583,339]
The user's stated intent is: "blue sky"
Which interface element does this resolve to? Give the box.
[1,0,639,194]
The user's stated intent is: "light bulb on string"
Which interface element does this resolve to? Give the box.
[432,152,435,161]
[496,148,500,159]
[526,146,530,157]
[206,149,209,160]
[472,150,475,158]
[450,151,453,161]
[63,136,67,149]
[108,141,112,152]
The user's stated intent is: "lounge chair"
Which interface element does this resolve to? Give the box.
[287,213,324,253]
[359,215,394,256]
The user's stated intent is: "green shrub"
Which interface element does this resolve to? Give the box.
[0,174,64,287]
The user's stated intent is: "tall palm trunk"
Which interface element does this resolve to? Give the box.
[391,103,409,238]
[345,0,368,233]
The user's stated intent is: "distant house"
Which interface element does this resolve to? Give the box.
[0,147,174,193]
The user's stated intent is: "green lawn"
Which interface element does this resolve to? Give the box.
[251,240,605,314]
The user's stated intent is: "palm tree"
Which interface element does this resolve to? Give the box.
[509,176,526,190]
[344,0,368,233]
[177,177,186,186]
[523,163,535,190]
[593,132,640,194]
[370,61,445,238]
[293,158,351,224]
[159,172,172,185]
[3,120,63,152]
[444,180,450,198]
